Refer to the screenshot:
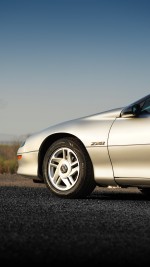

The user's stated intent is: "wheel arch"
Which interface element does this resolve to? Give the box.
[38,133,91,179]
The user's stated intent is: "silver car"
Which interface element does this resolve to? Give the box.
[17,94,150,198]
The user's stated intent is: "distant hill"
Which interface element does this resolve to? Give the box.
[0,133,28,144]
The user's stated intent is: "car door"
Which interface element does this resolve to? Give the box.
[108,98,150,180]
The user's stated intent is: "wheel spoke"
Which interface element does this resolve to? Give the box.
[63,149,67,159]
[53,167,60,183]
[55,176,62,185]
[50,156,62,170]
[50,162,58,168]
[61,177,72,188]
[66,150,72,163]
[67,176,75,185]
[52,157,62,163]
[70,166,79,176]
[71,159,78,167]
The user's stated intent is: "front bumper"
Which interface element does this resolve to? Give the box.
[17,150,39,178]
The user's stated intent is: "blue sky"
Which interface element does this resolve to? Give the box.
[0,0,150,137]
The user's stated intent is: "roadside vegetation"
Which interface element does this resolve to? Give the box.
[0,143,20,174]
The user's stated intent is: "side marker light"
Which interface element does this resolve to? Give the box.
[17,155,22,160]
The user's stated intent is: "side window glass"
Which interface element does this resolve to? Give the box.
[141,98,150,114]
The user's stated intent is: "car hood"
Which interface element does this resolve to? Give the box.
[45,107,123,129]
[83,107,122,120]
[19,107,123,153]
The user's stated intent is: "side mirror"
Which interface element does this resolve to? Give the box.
[121,104,141,117]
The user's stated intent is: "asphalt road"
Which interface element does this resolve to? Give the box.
[0,174,150,266]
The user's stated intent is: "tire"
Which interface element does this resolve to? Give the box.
[43,137,96,198]
[139,188,150,196]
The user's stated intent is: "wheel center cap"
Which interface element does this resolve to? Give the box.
[60,164,68,173]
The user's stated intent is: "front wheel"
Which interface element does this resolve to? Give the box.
[43,138,96,198]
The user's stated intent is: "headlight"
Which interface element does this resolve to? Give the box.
[20,140,26,147]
